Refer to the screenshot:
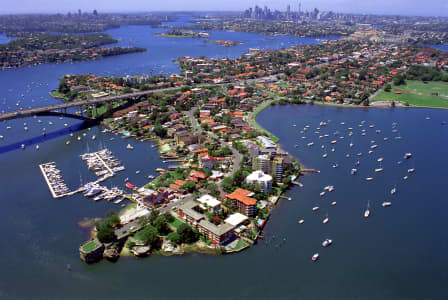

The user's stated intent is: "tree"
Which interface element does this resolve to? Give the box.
[140,226,159,246]
[182,181,196,193]
[97,224,115,243]
[167,232,182,245]
[177,223,199,244]
[154,215,170,235]
[162,212,174,223]
[384,84,392,92]
[149,209,160,225]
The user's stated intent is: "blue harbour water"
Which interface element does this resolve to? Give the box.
[0,18,447,299]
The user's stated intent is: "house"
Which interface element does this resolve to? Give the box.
[197,194,221,212]
[245,170,273,192]
[174,130,197,146]
[200,155,217,169]
[226,188,257,217]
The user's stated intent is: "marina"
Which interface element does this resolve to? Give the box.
[38,162,70,198]
[80,148,125,177]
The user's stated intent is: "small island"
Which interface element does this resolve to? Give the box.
[156,29,210,38]
[204,40,243,47]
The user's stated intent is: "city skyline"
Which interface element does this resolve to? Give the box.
[1,0,448,17]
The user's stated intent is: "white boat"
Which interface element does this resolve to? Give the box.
[126,144,134,150]
[298,219,304,224]
[322,153,327,158]
[403,176,409,180]
[322,217,329,224]
[408,168,415,173]
[307,142,314,147]
[0,135,3,139]
[351,168,357,175]
[370,145,378,149]
[320,191,326,196]
[349,142,354,148]
[364,201,370,218]
[66,141,70,145]
[322,239,333,247]
[21,144,25,149]
[77,136,81,141]
[92,135,96,140]
[368,150,373,154]
[382,202,392,207]
[312,253,319,261]
[136,170,140,174]
[35,145,39,150]
[404,153,412,160]
[330,140,337,144]
[375,167,383,173]
[332,163,339,168]
[377,157,383,162]
[366,177,374,181]
[390,187,397,195]
[331,201,337,206]
[312,206,319,211]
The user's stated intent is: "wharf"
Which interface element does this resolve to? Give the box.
[39,162,63,199]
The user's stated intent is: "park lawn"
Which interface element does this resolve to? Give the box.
[372,90,448,108]
[248,99,279,143]
[393,80,448,96]
[168,217,185,230]
[233,239,249,251]
[82,240,100,252]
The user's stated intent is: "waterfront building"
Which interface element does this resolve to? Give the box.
[177,200,234,245]
[256,136,276,149]
[226,189,257,217]
[245,170,273,192]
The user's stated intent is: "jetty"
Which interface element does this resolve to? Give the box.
[39,162,69,198]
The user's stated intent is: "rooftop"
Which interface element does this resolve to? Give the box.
[197,194,221,208]
[225,213,249,227]
[246,170,273,183]
[226,188,257,206]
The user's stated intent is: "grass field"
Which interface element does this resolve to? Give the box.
[168,217,185,230]
[393,80,448,96]
[247,99,279,143]
[372,80,448,108]
[82,240,100,252]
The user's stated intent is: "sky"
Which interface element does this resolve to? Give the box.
[1,0,447,17]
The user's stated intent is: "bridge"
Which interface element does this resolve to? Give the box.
[0,87,181,122]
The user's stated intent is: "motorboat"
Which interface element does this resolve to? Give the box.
[382,202,392,207]
[298,219,304,224]
[366,177,374,181]
[377,157,383,162]
[320,191,326,196]
[322,239,333,247]
[312,206,319,211]
[312,253,319,261]
[351,168,357,175]
[391,187,397,195]
[375,167,383,172]
[322,153,327,158]
[364,201,370,218]
[408,168,415,173]
[126,144,134,150]
[322,217,329,224]
[404,153,412,160]
[331,201,337,206]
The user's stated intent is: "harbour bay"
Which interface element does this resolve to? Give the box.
[0,17,447,299]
